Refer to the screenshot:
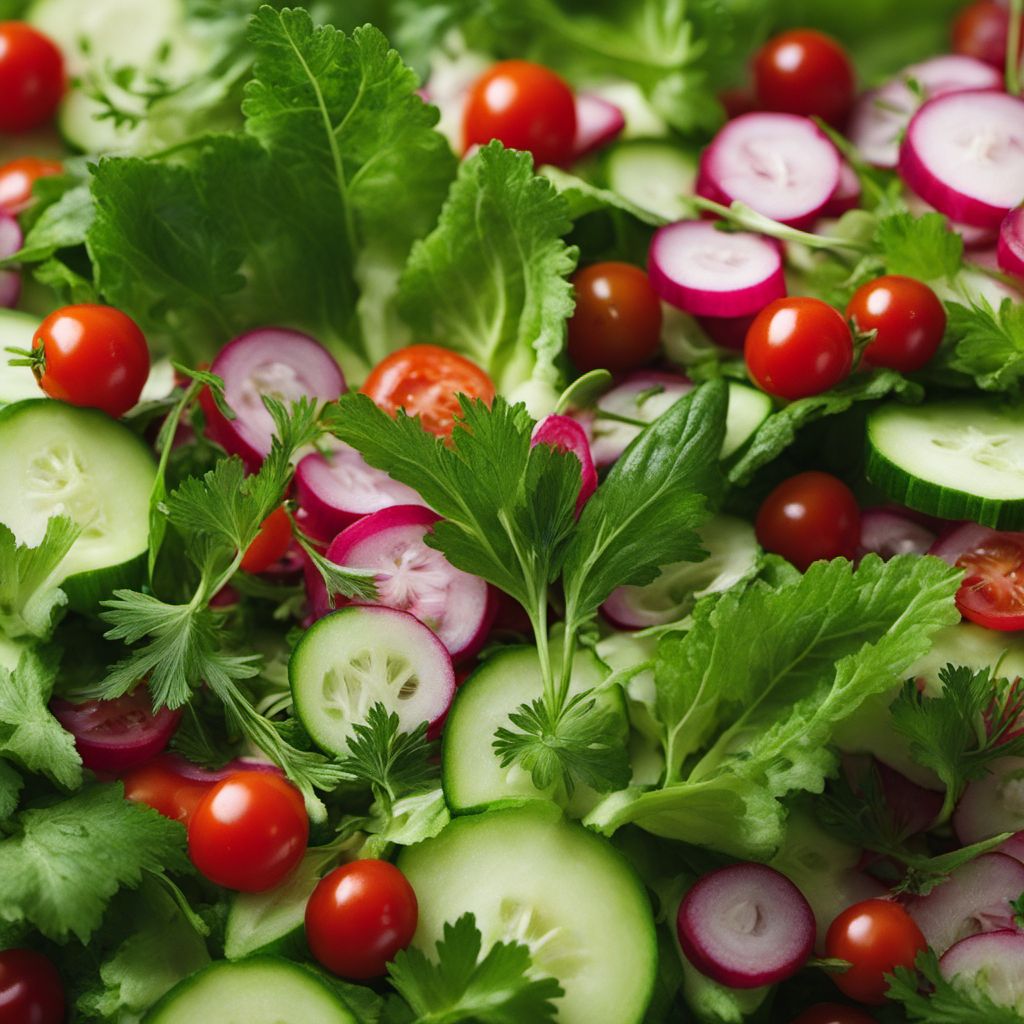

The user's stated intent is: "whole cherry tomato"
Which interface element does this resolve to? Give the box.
[953,1,1014,68]
[0,948,64,1024]
[0,22,64,134]
[0,156,62,214]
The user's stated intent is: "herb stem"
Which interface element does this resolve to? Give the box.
[1008,0,1023,96]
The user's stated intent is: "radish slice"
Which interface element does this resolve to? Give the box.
[572,93,625,162]
[900,90,1024,229]
[954,757,1024,844]
[999,831,1024,862]
[530,414,597,514]
[310,505,495,662]
[295,440,426,540]
[927,521,997,566]
[205,329,346,469]
[167,753,283,783]
[676,863,815,988]
[697,112,841,227]
[907,852,1024,954]
[821,161,862,218]
[904,190,1000,249]
[0,213,22,309]
[859,507,938,560]
[941,930,1024,1011]
[648,220,786,317]
[999,207,1024,279]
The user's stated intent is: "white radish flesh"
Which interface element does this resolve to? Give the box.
[572,94,625,162]
[999,206,1024,279]
[954,757,1024,844]
[940,930,1024,1013]
[0,214,22,309]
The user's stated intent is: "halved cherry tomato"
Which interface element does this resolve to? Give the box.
[745,297,853,400]
[305,860,418,979]
[825,899,926,1005]
[362,344,495,438]
[188,772,308,892]
[463,60,577,165]
[123,754,217,824]
[240,506,292,574]
[756,472,861,572]
[753,29,856,126]
[0,22,64,134]
[953,1,1014,68]
[0,156,62,214]
[954,531,1024,631]
[847,275,946,374]
[50,685,181,774]
[32,304,150,418]
[0,948,64,1024]
[568,262,663,373]
[790,1004,877,1024]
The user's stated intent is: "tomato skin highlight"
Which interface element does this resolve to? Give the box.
[745,297,853,400]
[240,506,293,574]
[0,23,65,134]
[756,471,861,572]
[362,344,495,438]
[952,1,1013,68]
[567,262,663,373]
[463,60,577,166]
[305,860,418,979]
[790,1004,877,1024]
[32,304,150,418]
[0,156,61,214]
[825,899,926,1005]
[123,755,215,824]
[188,773,309,893]
[753,29,855,126]
[955,532,1024,631]
[847,275,946,373]
[0,948,65,1024]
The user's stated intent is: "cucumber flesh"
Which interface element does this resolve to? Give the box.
[398,805,657,1024]
[603,140,697,221]
[867,400,1024,528]
[723,383,772,458]
[0,311,42,405]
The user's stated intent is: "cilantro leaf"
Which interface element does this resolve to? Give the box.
[387,913,563,1024]
[0,784,189,942]
[874,211,964,282]
[946,297,1024,392]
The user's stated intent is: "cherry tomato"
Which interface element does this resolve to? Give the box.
[32,304,150,418]
[745,297,854,400]
[719,86,758,120]
[0,948,64,1024]
[0,156,61,215]
[50,685,181,774]
[0,23,64,134]
[825,899,926,1005]
[188,772,308,892]
[122,754,219,824]
[567,262,663,373]
[362,344,496,438]
[753,29,856,126]
[791,1004,877,1024]
[463,60,577,166]
[756,471,861,572]
[305,860,418,979]
[847,275,946,373]
[240,506,292,574]
[954,532,1024,630]
[953,1,1013,68]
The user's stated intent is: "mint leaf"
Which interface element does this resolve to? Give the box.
[947,297,1024,392]
[875,211,964,282]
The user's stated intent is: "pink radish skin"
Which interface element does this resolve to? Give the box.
[900,90,1024,229]
[169,754,284,783]
[530,414,597,514]
[0,213,22,309]
[927,521,997,567]
[999,207,1024,279]
[906,853,1024,955]
[859,507,937,560]
[648,220,786,318]
[697,112,841,227]
[999,831,1024,863]
[677,863,815,988]
[821,161,862,218]
[572,94,625,162]
[954,757,1024,845]
[296,441,426,540]
[940,930,1024,1011]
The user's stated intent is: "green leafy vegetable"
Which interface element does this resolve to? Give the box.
[0,761,21,820]
[946,297,1024,392]
[873,211,964,282]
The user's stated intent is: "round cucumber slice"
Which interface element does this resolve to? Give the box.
[603,140,698,221]
[144,957,356,1024]
[723,383,772,458]
[0,311,42,405]
[867,400,1024,528]
[398,805,657,1024]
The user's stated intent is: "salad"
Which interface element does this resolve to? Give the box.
[2,0,1024,1021]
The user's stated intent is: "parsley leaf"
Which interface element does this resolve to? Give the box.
[387,913,563,1024]
[946,297,1024,392]
[0,761,21,819]
[874,211,964,282]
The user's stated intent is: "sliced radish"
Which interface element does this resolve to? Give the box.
[572,93,625,162]
[927,521,997,566]
[941,930,1024,1011]
[0,213,22,309]
[859,507,938,560]
[168,754,283,783]
[530,414,597,514]
[999,206,1024,279]
[309,505,494,662]
[905,189,1000,249]
[822,161,862,218]
[697,113,841,227]
[999,831,1024,862]
[954,757,1024,844]
[295,440,426,540]
[648,220,786,318]
[203,329,346,470]
[900,90,1024,229]
[676,862,815,988]
[907,852,1024,954]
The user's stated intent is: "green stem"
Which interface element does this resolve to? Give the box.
[1008,0,1023,96]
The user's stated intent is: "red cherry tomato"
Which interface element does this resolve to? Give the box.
[719,86,758,121]
[825,899,926,1005]
[954,532,1024,631]
[305,860,418,979]
[32,304,150,418]
[568,262,663,373]
[745,297,853,400]
[791,1004,877,1024]
[122,754,219,824]
[847,275,946,373]
[0,23,64,134]
[463,60,577,166]
[756,471,861,572]
[188,772,308,892]
[0,948,64,1024]
[240,506,292,574]
[0,156,61,214]
[362,344,496,438]
[753,29,856,126]
[953,1,1013,68]
[50,685,181,774]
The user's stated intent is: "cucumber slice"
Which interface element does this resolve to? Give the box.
[441,646,624,816]
[603,140,697,221]
[144,957,356,1024]
[723,383,772,458]
[867,400,1024,528]
[0,400,156,609]
[0,311,41,405]
[398,805,657,1024]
